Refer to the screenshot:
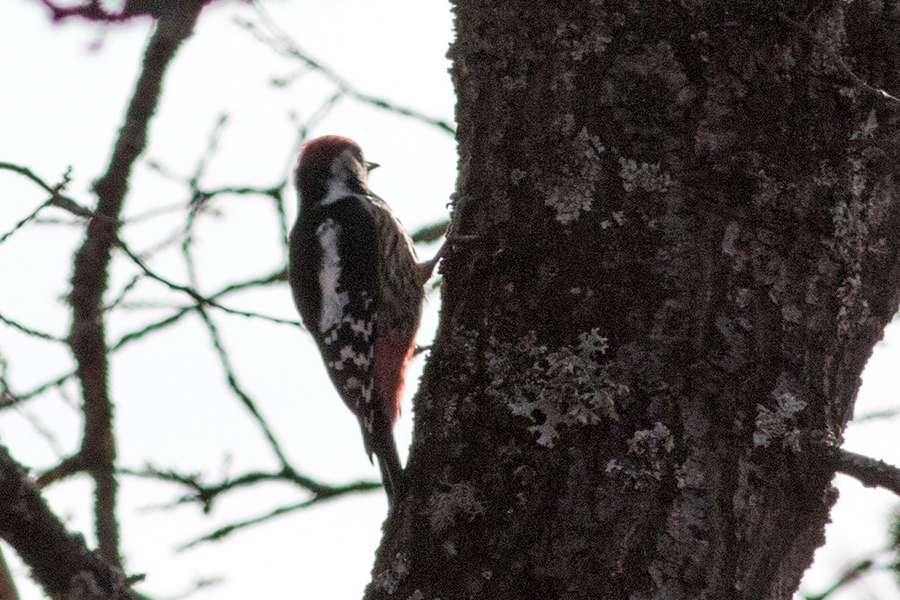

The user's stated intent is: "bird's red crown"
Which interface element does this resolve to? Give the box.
[297,135,364,171]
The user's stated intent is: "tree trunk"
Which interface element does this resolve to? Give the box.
[369,1,900,598]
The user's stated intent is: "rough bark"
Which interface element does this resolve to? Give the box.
[0,446,140,600]
[0,546,19,600]
[369,1,900,599]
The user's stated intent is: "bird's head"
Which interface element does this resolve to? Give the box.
[295,136,378,208]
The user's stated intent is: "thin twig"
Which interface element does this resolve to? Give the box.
[802,551,885,600]
[195,306,293,467]
[120,463,377,515]
[853,407,900,422]
[0,313,64,343]
[0,162,95,219]
[241,4,455,136]
[0,373,75,410]
[114,239,301,326]
[175,479,381,550]
[412,220,450,245]
[0,199,53,246]
[807,433,900,496]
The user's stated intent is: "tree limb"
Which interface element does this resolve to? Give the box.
[0,545,19,600]
[806,433,900,496]
[67,2,204,567]
[834,448,900,495]
[0,445,142,600]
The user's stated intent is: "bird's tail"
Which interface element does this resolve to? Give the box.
[376,436,405,509]
[365,390,406,509]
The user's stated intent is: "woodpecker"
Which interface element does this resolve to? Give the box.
[289,136,439,508]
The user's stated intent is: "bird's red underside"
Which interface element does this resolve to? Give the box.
[374,336,414,424]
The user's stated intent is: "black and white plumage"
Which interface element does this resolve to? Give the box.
[289,136,434,507]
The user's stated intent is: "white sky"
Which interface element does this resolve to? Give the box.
[0,1,898,599]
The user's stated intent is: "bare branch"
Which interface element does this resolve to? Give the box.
[175,479,381,550]
[107,269,288,353]
[240,4,455,136]
[40,0,205,23]
[121,464,380,515]
[0,545,19,600]
[0,162,97,245]
[157,577,222,600]
[802,552,885,600]
[835,448,900,495]
[67,4,204,567]
[0,199,53,246]
[114,240,301,326]
[104,276,142,312]
[0,373,75,411]
[195,307,293,467]
[188,114,228,189]
[0,313,65,343]
[852,407,900,422]
[0,445,142,600]
[13,406,66,459]
[111,308,193,350]
[808,433,900,496]
[411,220,450,245]
[0,163,95,218]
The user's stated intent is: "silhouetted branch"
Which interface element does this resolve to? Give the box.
[0,313,64,343]
[114,240,300,326]
[0,445,143,600]
[0,163,94,218]
[0,545,19,600]
[66,3,204,567]
[802,555,880,600]
[15,406,65,459]
[41,0,206,23]
[188,115,228,190]
[0,199,52,246]
[174,478,382,550]
[104,276,142,312]
[108,269,290,351]
[195,307,293,466]
[853,407,900,422]
[157,576,222,600]
[807,433,900,497]
[0,373,75,411]
[111,309,193,350]
[835,448,900,496]
[122,463,381,517]
[240,4,455,136]
[0,162,96,245]
[412,220,450,245]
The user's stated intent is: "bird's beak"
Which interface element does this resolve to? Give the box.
[367,161,380,172]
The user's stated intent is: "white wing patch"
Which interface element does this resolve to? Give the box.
[316,219,349,335]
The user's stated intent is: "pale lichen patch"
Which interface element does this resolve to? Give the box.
[427,482,487,534]
[753,391,807,450]
[539,127,605,225]
[605,422,675,487]
[489,329,627,447]
[374,552,411,595]
[618,158,672,193]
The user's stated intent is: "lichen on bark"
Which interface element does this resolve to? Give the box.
[368,1,900,599]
